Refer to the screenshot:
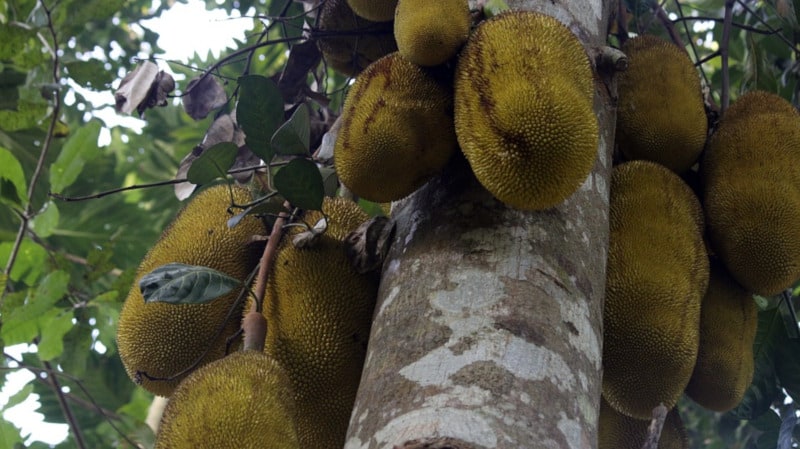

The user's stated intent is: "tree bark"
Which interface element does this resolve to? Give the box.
[346,1,615,448]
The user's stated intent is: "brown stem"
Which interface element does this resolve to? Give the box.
[43,359,87,449]
[721,0,735,113]
[641,404,668,449]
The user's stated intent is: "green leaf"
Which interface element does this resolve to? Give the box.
[1,270,70,346]
[271,104,310,156]
[186,142,239,184]
[49,120,101,193]
[2,383,34,411]
[139,263,241,305]
[37,308,74,361]
[64,59,114,89]
[0,146,27,206]
[29,200,59,238]
[730,309,784,419]
[0,240,48,285]
[0,420,22,448]
[482,0,511,17]
[273,158,324,210]
[236,75,284,163]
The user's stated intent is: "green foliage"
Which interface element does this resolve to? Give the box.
[139,263,241,305]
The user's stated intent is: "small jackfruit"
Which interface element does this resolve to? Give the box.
[346,0,397,22]
[685,261,757,411]
[394,0,471,66]
[154,350,300,449]
[335,52,457,202]
[317,0,397,76]
[604,160,708,419]
[263,197,379,448]
[599,397,689,449]
[615,35,707,173]
[454,11,598,210]
[117,185,264,397]
[702,90,800,295]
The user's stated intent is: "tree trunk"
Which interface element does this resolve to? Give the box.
[346,2,615,448]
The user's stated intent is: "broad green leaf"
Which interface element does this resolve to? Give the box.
[0,419,22,448]
[2,383,33,411]
[139,263,241,305]
[186,142,238,184]
[0,240,48,285]
[37,308,74,361]
[482,0,510,16]
[49,120,101,193]
[0,146,27,206]
[273,158,324,211]
[1,270,70,345]
[29,200,59,238]
[64,59,114,89]
[271,104,310,156]
[236,75,284,163]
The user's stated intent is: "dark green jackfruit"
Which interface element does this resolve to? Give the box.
[604,160,708,419]
[702,90,800,295]
[117,185,264,397]
[616,35,707,173]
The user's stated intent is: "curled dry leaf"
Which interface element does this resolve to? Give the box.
[115,61,175,116]
[182,74,228,120]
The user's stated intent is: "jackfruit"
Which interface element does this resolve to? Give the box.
[615,35,707,173]
[454,11,598,210]
[702,90,800,295]
[346,0,397,22]
[117,185,264,397]
[263,197,379,448]
[685,261,757,411]
[394,0,471,66]
[154,350,300,449]
[604,160,708,419]
[335,52,457,202]
[599,397,689,449]
[317,0,397,76]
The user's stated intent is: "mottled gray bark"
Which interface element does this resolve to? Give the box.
[346,1,615,448]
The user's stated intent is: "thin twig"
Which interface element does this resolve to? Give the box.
[2,0,63,294]
[43,359,87,449]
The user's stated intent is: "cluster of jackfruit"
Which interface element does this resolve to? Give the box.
[116,183,379,447]
[603,32,800,448]
[333,8,599,211]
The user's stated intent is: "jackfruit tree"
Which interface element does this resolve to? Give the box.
[3,0,800,448]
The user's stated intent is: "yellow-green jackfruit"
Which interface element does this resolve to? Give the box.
[154,350,300,449]
[604,160,708,419]
[335,52,457,202]
[599,397,689,449]
[702,90,800,295]
[317,0,397,77]
[346,0,397,22]
[454,11,598,210]
[263,197,379,448]
[117,185,264,397]
[394,0,471,66]
[616,35,707,173]
[685,261,757,411]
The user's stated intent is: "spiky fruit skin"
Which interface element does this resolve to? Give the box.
[685,261,757,411]
[604,161,708,419]
[335,52,457,202]
[616,35,707,173]
[599,398,689,449]
[394,0,471,66]
[317,0,397,76]
[117,185,263,397]
[454,11,598,211]
[154,351,300,449]
[347,0,397,22]
[263,197,379,449]
[702,90,800,295]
